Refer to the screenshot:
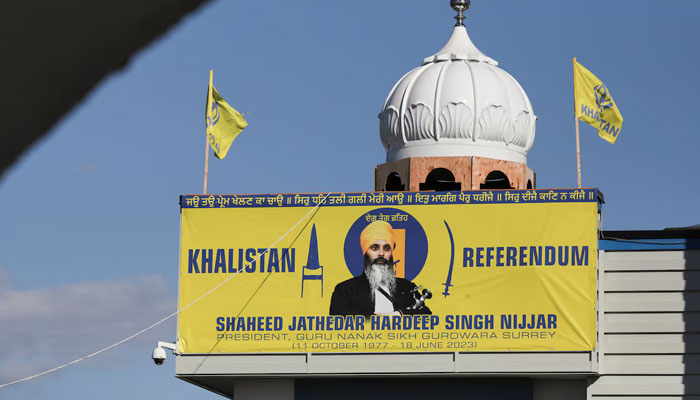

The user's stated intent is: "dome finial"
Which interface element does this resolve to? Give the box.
[450,0,470,26]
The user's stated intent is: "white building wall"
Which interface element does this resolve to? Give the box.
[589,249,700,399]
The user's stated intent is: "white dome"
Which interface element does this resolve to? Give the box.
[379,25,536,163]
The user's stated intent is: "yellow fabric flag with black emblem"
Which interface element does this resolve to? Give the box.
[206,85,248,159]
[574,58,623,144]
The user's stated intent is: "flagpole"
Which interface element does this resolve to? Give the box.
[573,57,582,188]
[204,69,214,194]
[575,118,581,188]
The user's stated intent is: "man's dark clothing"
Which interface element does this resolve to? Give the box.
[329,274,431,316]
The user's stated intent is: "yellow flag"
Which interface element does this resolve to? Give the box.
[574,58,623,144]
[206,85,248,159]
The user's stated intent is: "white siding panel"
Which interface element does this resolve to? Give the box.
[602,333,697,354]
[589,376,697,395]
[605,292,700,312]
[602,354,700,374]
[594,249,700,399]
[601,250,700,271]
[605,271,700,291]
[603,313,700,333]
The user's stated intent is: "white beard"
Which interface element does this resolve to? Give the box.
[366,263,396,303]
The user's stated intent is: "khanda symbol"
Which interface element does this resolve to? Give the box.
[207,101,220,127]
[594,84,613,111]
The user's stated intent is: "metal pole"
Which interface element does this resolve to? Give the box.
[204,69,214,194]
[573,58,582,188]
[575,117,582,188]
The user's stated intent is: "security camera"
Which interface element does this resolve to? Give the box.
[152,341,177,366]
[152,347,166,365]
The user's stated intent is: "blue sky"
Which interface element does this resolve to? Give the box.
[1,0,699,398]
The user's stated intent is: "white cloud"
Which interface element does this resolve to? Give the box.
[0,271,176,383]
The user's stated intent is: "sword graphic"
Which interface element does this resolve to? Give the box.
[442,220,455,297]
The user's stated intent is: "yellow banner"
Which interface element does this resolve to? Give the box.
[574,58,623,143]
[178,190,598,353]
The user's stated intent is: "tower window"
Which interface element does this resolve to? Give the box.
[385,172,405,191]
[420,168,461,191]
[480,170,511,190]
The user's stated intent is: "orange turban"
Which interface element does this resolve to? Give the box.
[360,220,394,255]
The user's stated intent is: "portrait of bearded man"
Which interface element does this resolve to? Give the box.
[329,220,432,317]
